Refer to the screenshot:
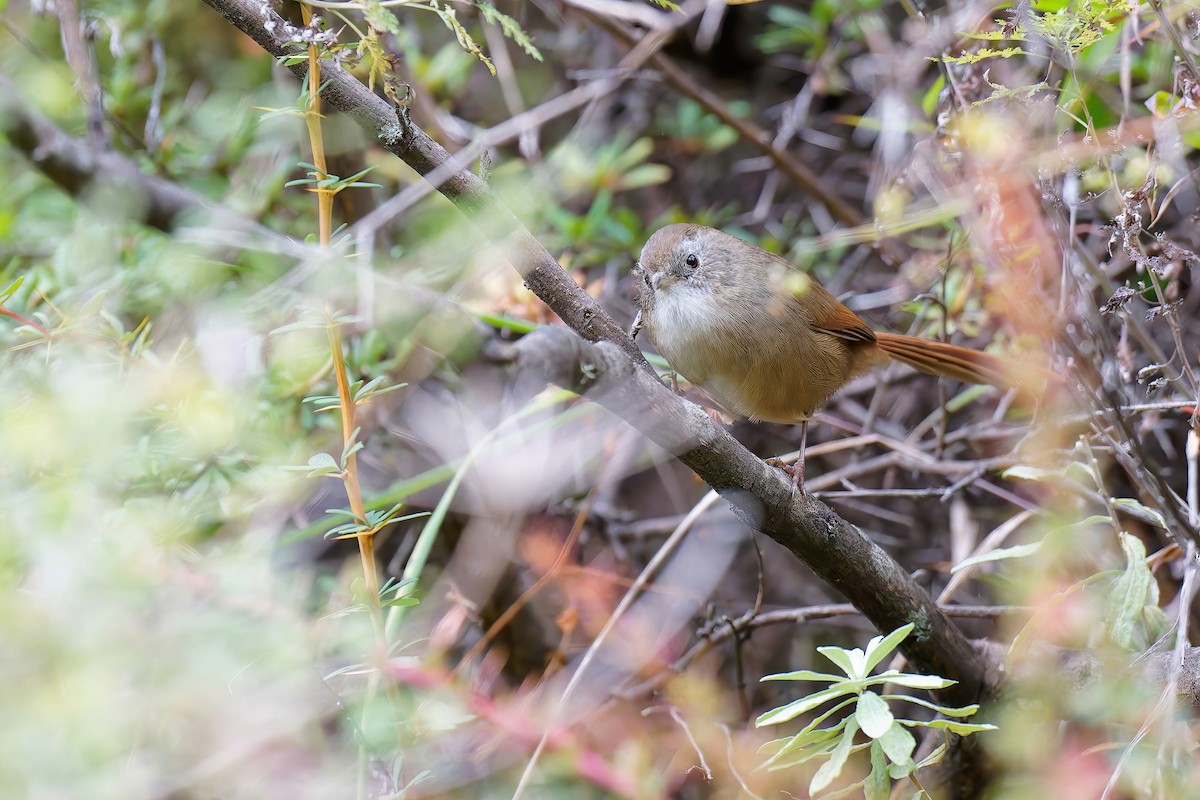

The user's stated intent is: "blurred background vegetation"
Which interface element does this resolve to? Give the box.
[1,0,1199,798]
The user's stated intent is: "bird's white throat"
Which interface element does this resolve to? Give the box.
[649,283,723,362]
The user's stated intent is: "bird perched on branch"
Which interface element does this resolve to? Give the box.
[633,224,1038,490]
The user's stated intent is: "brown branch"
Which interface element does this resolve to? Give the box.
[201,0,991,709]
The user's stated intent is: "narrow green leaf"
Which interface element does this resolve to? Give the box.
[810,717,858,794]
[1002,464,1065,481]
[864,740,891,800]
[765,739,840,771]
[863,624,914,673]
[898,718,998,735]
[756,684,857,727]
[761,669,845,683]
[0,276,22,303]
[881,695,980,718]
[763,723,845,767]
[762,698,857,763]
[914,742,948,770]
[817,645,861,678]
[951,541,1045,571]
[869,671,954,690]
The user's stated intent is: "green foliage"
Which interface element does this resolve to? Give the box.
[757,624,995,798]
[757,0,885,58]
[1107,532,1169,652]
[658,98,747,153]
[945,0,1134,68]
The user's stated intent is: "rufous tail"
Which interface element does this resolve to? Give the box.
[873,332,1020,389]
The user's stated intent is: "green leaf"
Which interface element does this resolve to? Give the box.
[432,4,496,75]
[763,722,847,768]
[476,1,543,61]
[881,695,980,718]
[921,75,944,119]
[863,624,913,673]
[810,716,858,794]
[865,740,891,800]
[1110,498,1167,530]
[868,671,954,690]
[950,541,1045,571]
[950,515,1113,573]
[282,452,342,477]
[856,690,894,739]
[878,721,916,771]
[818,645,864,679]
[756,684,858,727]
[611,137,654,173]
[1145,90,1178,119]
[1002,464,1066,482]
[765,738,841,771]
[914,742,948,770]
[0,276,22,303]
[1108,531,1159,651]
[618,164,672,189]
[898,718,998,735]
[764,704,856,764]
[761,669,845,683]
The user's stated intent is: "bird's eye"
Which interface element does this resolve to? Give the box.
[685,254,700,269]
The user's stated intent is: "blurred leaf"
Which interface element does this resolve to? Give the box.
[0,276,21,303]
[1111,497,1167,529]
[1108,531,1163,651]
[283,452,342,477]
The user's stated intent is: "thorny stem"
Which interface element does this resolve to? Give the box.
[327,319,405,799]
[326,321,382,627]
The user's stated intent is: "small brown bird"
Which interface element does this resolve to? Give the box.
[633,224,1025,490]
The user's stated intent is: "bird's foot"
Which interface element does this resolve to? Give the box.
[765,458,807,494]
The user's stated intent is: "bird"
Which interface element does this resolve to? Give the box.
[632,223,1032,490]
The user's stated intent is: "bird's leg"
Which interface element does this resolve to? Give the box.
[789,419,809,493]
[765,420,809,493]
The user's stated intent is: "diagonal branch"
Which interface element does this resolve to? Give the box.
[199,0,991,708]
[488,327,989,705]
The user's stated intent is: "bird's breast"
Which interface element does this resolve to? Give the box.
[648,284,856,423]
